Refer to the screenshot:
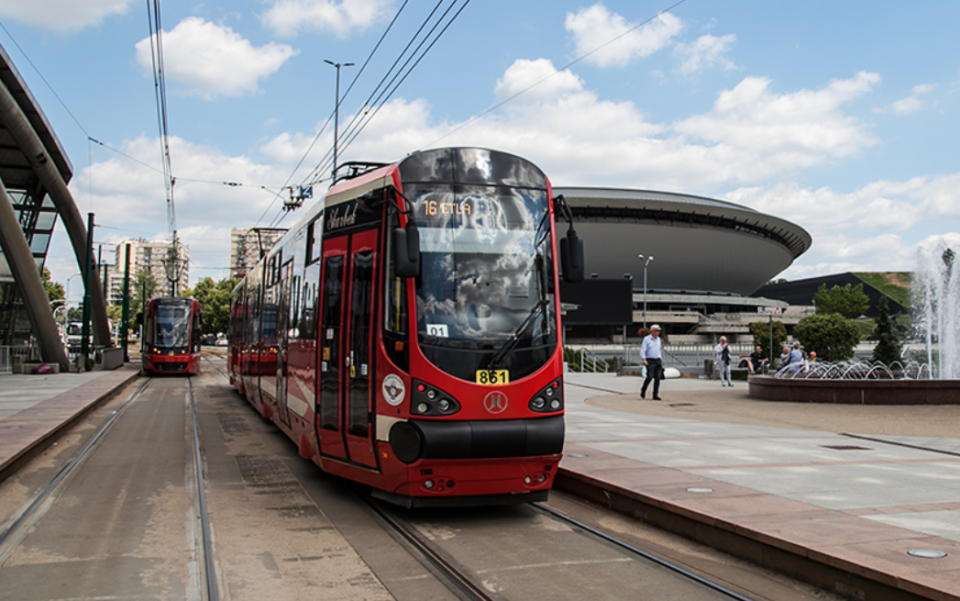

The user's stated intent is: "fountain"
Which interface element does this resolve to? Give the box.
[749,244,960,404]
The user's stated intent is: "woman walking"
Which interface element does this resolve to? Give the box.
[716,336,732,387]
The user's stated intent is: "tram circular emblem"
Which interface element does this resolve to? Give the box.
[483,391,508,414]
[382,374,405,406]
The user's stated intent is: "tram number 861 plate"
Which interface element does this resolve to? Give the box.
[476,369,509,385]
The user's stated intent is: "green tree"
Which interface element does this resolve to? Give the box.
[749,319,787,359]
[42,267,64,304]
[794,313,862,362]
[190,277,237,335]
[813,283,869,318]
[131,269,159,317]
[871,296,902,366]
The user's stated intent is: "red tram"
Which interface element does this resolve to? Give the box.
[140,297,202,375]
[229,147,584,507]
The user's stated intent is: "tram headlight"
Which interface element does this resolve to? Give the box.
[424,480,435,489]
[528,377,563,413]
[410,380,461,416]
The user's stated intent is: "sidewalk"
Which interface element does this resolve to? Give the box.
[560,372,960,601]
[0,364,140,479]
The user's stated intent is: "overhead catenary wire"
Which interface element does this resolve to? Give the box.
[267,0,471,230]
[420,0,690,150]
[145,0,182,294]
[253,0,413,229]
[301,0,470,194]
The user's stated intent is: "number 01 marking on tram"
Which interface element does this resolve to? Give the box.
[476,369,509,385]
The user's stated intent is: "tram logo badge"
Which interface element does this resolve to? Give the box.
[483,391,508,414]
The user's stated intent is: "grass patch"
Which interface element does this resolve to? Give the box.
[853,272,913,307]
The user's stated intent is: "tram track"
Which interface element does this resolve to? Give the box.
[357,490,767,601]
[0,374,221,601]
[0,377,153,561]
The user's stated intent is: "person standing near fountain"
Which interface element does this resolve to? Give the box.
[716,336,733,387]
[783,342,804,373]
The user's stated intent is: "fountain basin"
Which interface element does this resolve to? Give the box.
[748,376,960,404]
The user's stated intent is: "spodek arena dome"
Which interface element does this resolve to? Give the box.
[554,187,811,297]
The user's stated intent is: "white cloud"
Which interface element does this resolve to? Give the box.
[262,0,392,38]
[675,72,881,172]
[675,33,737,76]
[59,134,298,287]
[565,4,683,68]
[725,176,960,279]
[135,17,297,100]
[877,83,937,115]
[0,0,132,32]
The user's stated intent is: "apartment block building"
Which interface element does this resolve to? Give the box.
[114,239,190,299]
[229,228,286,279]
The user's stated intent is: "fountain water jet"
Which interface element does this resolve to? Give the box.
[749,244,960,403]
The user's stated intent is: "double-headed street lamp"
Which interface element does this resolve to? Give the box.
[324,59,354,181]
[638,254,654,329]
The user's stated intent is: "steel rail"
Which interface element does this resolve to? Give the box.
[360,494,498,601]
[0,377,152,558]
[188,376,219,601]
[533,503,761,601]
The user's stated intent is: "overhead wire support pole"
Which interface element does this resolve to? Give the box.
[324,60,354,182]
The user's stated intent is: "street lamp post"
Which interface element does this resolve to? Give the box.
[638,254,654,329]
[324,59,354,181]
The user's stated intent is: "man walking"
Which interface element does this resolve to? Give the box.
[640,324,664,400]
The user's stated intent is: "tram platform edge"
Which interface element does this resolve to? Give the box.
[0,363,141,483]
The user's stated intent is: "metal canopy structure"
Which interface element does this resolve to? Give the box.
[0,41,110,369]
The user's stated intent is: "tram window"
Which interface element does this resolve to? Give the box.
[383,214,409,370]
[319,255,344,431]
[307,218,322,265]
[348,251,373,437]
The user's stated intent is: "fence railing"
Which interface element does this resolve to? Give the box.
[570,347,610,373]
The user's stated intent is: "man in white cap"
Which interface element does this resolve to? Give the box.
[640,325,664,400]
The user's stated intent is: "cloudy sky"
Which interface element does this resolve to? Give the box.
[1,0,959,299]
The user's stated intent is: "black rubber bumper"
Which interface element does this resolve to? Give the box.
[388,415,565,464]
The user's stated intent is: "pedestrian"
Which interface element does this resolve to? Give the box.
[784,342,804,373]
[640,325,664,400]
[741,345,768,374]
[716,336,732,387]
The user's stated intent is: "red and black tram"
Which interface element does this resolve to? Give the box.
[140,297,202,375]
[229,147,583,506]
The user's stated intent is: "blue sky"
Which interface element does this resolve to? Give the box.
[1,0,959,299]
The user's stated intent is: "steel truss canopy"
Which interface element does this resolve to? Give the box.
[0,40,110,367]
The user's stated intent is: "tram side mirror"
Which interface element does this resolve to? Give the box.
[136,312,143,325]
[393,221,421,278]
[560,228,584,284]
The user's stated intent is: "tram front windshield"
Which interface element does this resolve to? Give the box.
[409,183,556,381]
[154,303,191,350]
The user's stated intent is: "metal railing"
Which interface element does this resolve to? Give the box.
[571,348,610,373]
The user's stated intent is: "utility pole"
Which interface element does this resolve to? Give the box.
[324,59,354,181]
[80,212,94,369]
[121,243,131,362]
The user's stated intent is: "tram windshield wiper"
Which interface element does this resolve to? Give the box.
[487,298,548,371]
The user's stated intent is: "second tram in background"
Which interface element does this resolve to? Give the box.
[229,147,584,507]
[139,297,202,375]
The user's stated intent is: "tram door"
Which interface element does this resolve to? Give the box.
[276,260,293,428]
[317,230,378,468]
